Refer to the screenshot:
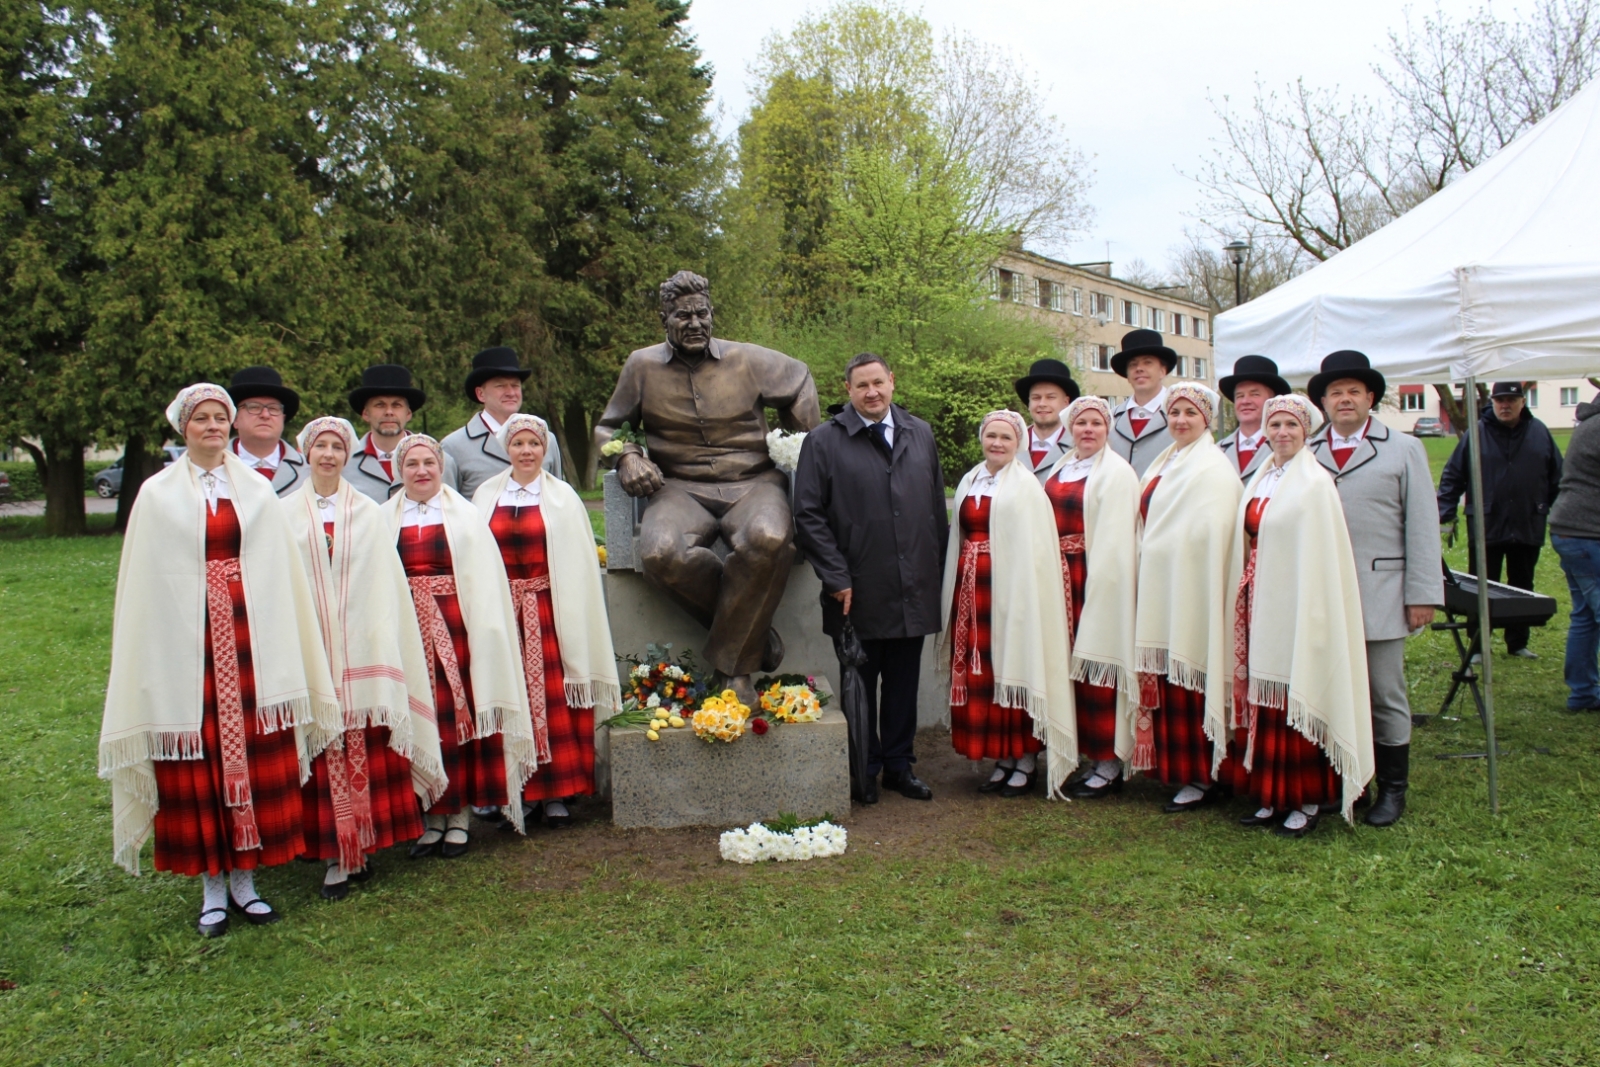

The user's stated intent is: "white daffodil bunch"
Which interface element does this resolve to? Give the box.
[718,820,848,864]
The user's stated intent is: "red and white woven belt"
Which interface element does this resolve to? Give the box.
[509,576,554,764]
[949,539,992,705]
[409,575,472,742]
[205,557,260,851]
[1057,533,1086,643]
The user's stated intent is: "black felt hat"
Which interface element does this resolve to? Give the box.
[1307,350,1387,409]
[1218,355,1292,401]
[463,346,530,403]
[349,364,426,415]
[1110,329,1178,378]
[1014,358,1081,404]
[227,366,300,420]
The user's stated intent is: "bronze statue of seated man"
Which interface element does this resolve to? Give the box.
[594,271,820,706]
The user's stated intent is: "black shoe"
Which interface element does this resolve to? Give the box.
[1069,773,1123,799]
[197,907,230,938]
[855,776,880,805]
[760,628,785,673]
[1272,810,1321,838]
[978,763,1014,794]
[998,769,1037,799]
[1239,809,1277,827]
[1163,786,1222,814]
[1365,743,1409,827]
[348,862,376,884]
[440,828,470,859]
[229,896,283,925]
[408,831,443,859]
[882,769,933,800]
[542,802,573,828]
[319,879,350,901]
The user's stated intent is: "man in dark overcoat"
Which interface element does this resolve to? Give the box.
[793,353,947,802]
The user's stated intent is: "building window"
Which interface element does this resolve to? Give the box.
[1038,278,1064,311]
[1091,291,1113,319]
[1071,287,1083,315]
[1148,307,1166,332]
[1194,317,1208,341]
[1173,356,1188,377]
[1399,390,1426,412]
[1121,299,1140,326]
[1562,386,1580,407]
[1526,385,1539,407]
[993,269,1022,303]
[1172,313,1185,337]
[1092,345,1113,372]
[1194,358,1207,380]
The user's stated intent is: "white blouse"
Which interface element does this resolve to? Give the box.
[1250,461,1288,501]
[968,468,1002,499]
[496,478,542,508]
[1053,453,1097,484]
[189,458,233,515]
[400,492,446,528]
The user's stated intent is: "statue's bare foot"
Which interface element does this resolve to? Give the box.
[728,675,758,709]
[760,628,784,673]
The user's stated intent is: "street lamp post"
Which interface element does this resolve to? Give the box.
[1224,239,1251,307]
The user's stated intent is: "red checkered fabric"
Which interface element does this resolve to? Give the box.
[1046,476,1118,761]
[488,504,596,800]
[1150,681,1214,787]
[322,520,335,560]
[1140,476,1161,522]
[300,725,424,861]
[949,495,1043,761]
[398,524,509,812]
[151,500,304,876]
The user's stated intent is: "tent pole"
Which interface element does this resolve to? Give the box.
[1464,374,1499,813]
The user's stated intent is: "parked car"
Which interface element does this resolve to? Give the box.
[93,446,185,497]
[1411,417,1446,437]
[0,469,11,501]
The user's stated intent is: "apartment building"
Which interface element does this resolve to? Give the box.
[989,248,1216,403]
[1389,378,1600,432]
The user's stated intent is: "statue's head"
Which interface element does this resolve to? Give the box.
[659,270,713,356]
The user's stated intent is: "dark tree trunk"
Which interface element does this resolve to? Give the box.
[42,436,86,537]
[564,399,593,490]
[114,433,164,532]
[1433,382,1487,434]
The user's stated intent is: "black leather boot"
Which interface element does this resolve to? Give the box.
[1364,743,1409,827]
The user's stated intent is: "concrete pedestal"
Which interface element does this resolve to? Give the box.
[609,709,851,829]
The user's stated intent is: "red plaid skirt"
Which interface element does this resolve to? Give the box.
[949,496,1043,761]
[489,503,595,800]
[300,726,424,861]
[152,500,304,876]
[399,524,508,813]
[1151,681,1214,787]
[1047,479,1121,761]
[1246,711,1340,810]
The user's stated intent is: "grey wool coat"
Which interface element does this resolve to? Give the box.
[792,404,948,641]
[1308,418,1444,641]
[231,440,308,497]
[440,411,564,501]
[1110,399,1173,476]
[1216,428,1270,483]
[1025,427,1069,486]
[343,432,461,503]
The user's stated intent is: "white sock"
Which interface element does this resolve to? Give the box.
[229,869,271,915]
[1254,807,1275,820]
[989,759,1015,783]
[1172,785,1206,806]
[543,800,569,819]
[1083,773,1111,789]
[324,860,348,886]
[445,811,470,837]
[201,873,228,915]
[1015,753,1037,774]
[1301,803,1320,816]
[419,814,445,842]
[1282,810,1309,830]
[1095,759,1122,779]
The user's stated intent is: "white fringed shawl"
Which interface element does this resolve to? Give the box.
[1223,447,1375,821]
[472,467,622,716]
[1047,445,1141,770]
[382,485,538,833]
[100,454,341,873]
[1132,437,1242,769]
[938,459,1077,772]
[286,478,446,808]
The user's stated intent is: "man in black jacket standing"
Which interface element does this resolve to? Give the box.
[794,353,947,802]
[1437,381,1563,657]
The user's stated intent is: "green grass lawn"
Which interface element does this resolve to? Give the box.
[3,491,1600,1065]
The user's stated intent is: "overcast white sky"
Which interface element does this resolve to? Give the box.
[686,0,1489,274]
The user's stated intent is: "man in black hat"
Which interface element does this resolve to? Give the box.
[227,366,307,497]
[440,347,563,500]
[1437,381,1563,658]
[1015,358,1080,485]
[1307,350,1443,828]
[1217,355,1292,482]
[344,364,460,501]
[1109,330,1177,476]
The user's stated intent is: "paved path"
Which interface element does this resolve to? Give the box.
[0,494,119,518]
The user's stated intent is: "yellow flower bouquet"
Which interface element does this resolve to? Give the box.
[691,689,752,743]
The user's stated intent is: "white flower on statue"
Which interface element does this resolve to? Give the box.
[646,693,661,708]
[765,428,807,473]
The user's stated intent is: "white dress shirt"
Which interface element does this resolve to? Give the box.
[1128,387,1169,424]
[1054,453,1097,484]
[1250,461,1288,501]
[1029,425,1064,452]
[315,493,337,523]
[480,411,504,436]
[232,439,282,473]
[968,467,1002,499]
[860,407,895,448]
[1236,429,1266,453]
[1328,418,1372,451]
[400,492,446,528]
[496,477,543,508]
[190,458,233,515]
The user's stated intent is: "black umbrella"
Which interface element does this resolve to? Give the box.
[831,616,874,803]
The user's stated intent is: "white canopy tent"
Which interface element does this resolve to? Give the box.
[1215,79,1600,814]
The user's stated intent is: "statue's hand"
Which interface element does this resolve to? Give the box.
[618,451,665,497]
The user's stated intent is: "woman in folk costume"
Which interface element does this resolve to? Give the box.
[285,417,446,898]
[1044,397,1142,800]
[1224,395,1374,837]
[1133,384,1243,813]
[472,414,620,827]
[384,433,537,858]
[940,410,1076,797]
[100,385,340,938]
